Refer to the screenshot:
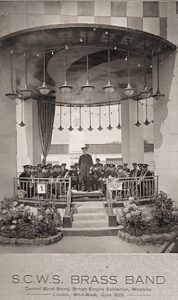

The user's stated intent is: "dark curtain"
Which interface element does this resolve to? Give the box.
[38,101,55,165]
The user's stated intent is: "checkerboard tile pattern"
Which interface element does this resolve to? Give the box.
[0,0,175,39]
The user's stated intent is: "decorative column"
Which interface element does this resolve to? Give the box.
[32,101,43,165]
[16,100,43,172]
[121,99,144,167]
[153,52,178,201]
[153,2,178,202]
[0,52,17,201]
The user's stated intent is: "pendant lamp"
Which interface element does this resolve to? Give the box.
[140,55,151,100]
[68,104,74,131]
[78,106,83,131]
[143,99,150,126]
[135,100,142,127]
[20,53,32,98]
[153,55,165,100]
[19,99,26,127]
[59,45,73,93]
[103,48,115,94]
[97,105,103,131]
[38,50,51,95]
[81,55,95,93]
[107,102,113,130]
[58,105,64,131]
[116,102,121,129]
[5,50,17,100]
[88,105,93,131]
[124,39,135,97]
[141,85,151,100]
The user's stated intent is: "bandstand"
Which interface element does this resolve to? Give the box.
[0,2,178,236]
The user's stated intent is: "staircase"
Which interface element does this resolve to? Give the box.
[73,202,108,228]
[62,200,118,236]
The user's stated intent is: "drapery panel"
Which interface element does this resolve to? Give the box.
[38,101,55,165]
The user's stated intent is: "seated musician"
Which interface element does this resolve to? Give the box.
[19,165,31,198]
[138,163,153,197]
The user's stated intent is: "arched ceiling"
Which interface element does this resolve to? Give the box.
[0,24,176,106]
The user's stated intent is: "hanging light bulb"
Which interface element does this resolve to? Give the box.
[124,39,135,97]
[107,102,113,130]
[140,53,151,100]
[135,100,142,127]
[20,53,32,99]
[5,50,17,100]
[68,104,74,131]
[97,105,103,131]
[103,48,116,94]
[143,99,150,126]
[78,106,83,131]
[116,102,121,129]
[153,54,165,100]
[59,45,73,93]
[124,83,135,97]
[58,125,64,131]
[88,105,93,131]
[58,105,64,131]
[140,86,151,99]
[19,99,26,127]
[144,119,150,126]
[38,49,51,95]
[81,54,95,94]
[16,92,24,100]
[116,124,121,129]
[135,120,141,127]
[19,121,26,127]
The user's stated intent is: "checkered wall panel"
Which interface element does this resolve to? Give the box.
[0,1,175,39]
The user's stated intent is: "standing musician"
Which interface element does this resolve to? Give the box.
[129,163,140,197]
[138,163,153,197]
[78,145,93,192]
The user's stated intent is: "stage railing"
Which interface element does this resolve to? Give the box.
[15,177,71,202]
[66,178,72,214]
[106,180,113,213]
[106,176,158,204]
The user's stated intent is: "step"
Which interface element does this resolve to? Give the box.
[74,207,105,213]
[61,227,119,236]
[71,191,103,197]
[72,197,104,202]
[71,191,104,202]
[72,219,108,228]
[73,213,108,221]
[73,202,105,214]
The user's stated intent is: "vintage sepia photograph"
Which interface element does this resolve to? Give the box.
[0,0,178,299]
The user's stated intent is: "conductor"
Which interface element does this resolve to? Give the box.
[78,145,93,192]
